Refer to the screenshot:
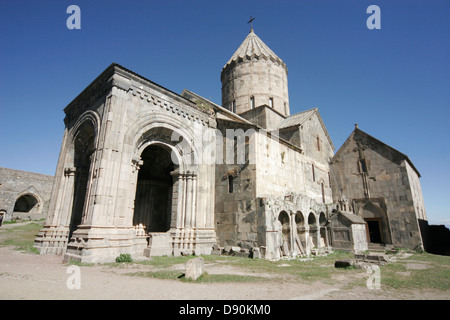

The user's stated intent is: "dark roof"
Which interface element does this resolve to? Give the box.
[339,211,366,224]
[275,107,335,150]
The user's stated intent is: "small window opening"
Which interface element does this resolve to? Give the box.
[317,137,321,151]
[250,96,255,109]
[228,175,234,193]
[359,159,368,173]
[321,182,325,203]
[232,100,236,113]
[312,164,315,182]
[269,97,273,108]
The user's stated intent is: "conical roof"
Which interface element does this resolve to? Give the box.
[223,29,287,71]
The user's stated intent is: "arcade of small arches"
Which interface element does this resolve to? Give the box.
[275,209,330,258]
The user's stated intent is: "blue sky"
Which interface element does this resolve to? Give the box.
[0,0,449,226]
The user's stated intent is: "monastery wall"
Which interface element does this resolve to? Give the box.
[0,167,53,220]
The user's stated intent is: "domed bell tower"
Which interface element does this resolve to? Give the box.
[221,26,290,118]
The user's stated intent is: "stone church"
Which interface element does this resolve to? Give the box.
[32,27,429,263]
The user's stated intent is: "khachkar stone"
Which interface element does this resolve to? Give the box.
[221,28,290,116]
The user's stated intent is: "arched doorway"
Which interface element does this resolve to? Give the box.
[295,211,306,255]
[319,212,329,248]
[13,194,39,213]
[308,212,318,248]
[362,202,390,244]
[133,144,174,232]
[69,121,95,239]
[278,211,291,256]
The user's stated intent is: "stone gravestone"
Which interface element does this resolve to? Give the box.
[185,256,204,280]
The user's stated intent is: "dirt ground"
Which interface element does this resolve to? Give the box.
[0,223,449,300]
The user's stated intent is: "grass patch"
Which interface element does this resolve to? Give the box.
[184,272,265,283]
[0,221,43,254]
[126,250,361,283]
[129,270,265,283]
[138,255,196,268]
[201,250,359,282]
[130,270,183,280]
[4,222,446,292]
[380,252,450,291]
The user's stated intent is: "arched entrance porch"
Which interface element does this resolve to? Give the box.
[133,144,174,233]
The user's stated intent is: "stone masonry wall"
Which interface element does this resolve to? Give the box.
[330,130,425,250]
[222,58,289,116]
[0,167,54,220]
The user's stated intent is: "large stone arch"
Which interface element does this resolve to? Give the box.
[68,120,97,239]
[13,193,41,214]
[34,110,101,255]
[59,111,101,229]
[133,142,176,233]
[128,113,201,172]
[127,115,214,256]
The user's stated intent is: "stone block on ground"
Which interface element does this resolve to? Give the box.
[185,256,204,280]
[251,247,261,259]
[334,259,356,268]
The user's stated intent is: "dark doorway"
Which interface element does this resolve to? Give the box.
[70,122,95,240]
[366,219,383,243]
[134,145,174,232]
[13,194,38,212]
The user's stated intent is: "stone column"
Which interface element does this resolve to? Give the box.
[290,211,297,257]
[127,157,143,226]
[34,167,76,255]
[184,172,194,251]
[61,167,76,227]
[81,152,98,226]
[171,170,186,255]
[189,172,198,251]
[170,170,198,255]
